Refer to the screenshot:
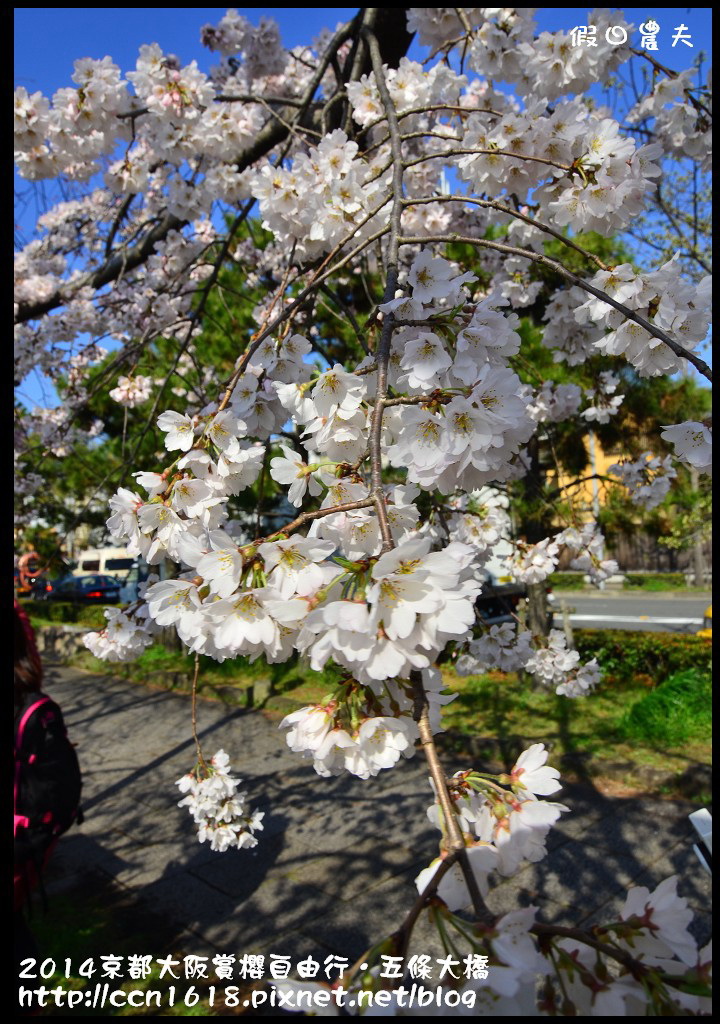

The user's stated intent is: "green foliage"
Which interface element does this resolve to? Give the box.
[657,484,712,553]
[574,628,712,683]
[621,573,686,590]
[21,600,107,627]
[619,669,712,746]
[440,662,709,790]
[549,572,587,590]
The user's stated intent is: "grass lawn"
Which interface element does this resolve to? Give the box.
[436,665,711,799]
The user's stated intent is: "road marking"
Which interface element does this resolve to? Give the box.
[569,614,702,626]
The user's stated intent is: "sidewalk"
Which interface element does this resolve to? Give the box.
[41,662,711,969]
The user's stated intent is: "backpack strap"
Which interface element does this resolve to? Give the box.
[14,697,52,833]
[15,696,52,749]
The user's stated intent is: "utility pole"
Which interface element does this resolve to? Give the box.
[587,428,606,590]
[689,465,708,587]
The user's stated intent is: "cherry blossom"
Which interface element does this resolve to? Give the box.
[661,421,712,476]
[176,749,264,852]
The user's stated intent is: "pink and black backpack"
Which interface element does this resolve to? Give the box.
[14,693,83,867]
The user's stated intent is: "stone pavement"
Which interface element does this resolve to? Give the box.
[41,662,711,969]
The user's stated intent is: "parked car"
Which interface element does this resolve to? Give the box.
[30,575,72,600]
[46,574,122,604]
[72,547,135,580]
[475,570,528,626]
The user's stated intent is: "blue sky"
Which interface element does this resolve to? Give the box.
[15,8,711,407]
[15,8,711,100]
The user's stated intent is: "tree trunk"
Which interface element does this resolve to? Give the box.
[526,582,551,638]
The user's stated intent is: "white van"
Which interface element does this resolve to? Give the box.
[73,547,135,580]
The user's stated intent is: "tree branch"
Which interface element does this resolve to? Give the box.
[399,233,712,382]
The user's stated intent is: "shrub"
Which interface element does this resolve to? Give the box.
[574,629,712,684]
[20,600,108,628]
[619,669,712,745]
[622,572,686,590]
[549,572,587,590]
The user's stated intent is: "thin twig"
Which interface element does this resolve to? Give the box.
[190,653,207,770]
[362,26,404,553]
[263,498,375,541]
[403,194,611,271]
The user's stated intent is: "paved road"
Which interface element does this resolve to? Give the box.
[34,662,710,997]
[553,593,711,633]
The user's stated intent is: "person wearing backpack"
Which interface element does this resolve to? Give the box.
[14,602,84,1013]
[14,601,83,910]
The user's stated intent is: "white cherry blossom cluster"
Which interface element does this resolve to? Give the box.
[465,10,633,103]
[524,630,601,697]
[98,425,481,675]
[14,58,128,180]
[83,606,157,662]
[251,129,390,260]
[453,91,661,236]
[557,523,619,585]
[510,537,560,585]
[576,256,712,377]
[14,471,45,499]
[627,69,712,171]
[296,537,482,685]
[553,877,709,1015]
[176,749,264,852]
[437,490,512,557]
[522,381,582,424]
[281,705,419,781]
[281,667,455,779]
[275,359,367,468]
[406,9,484,50]
[542,285,605,365]
[491,257,544,308]
[408,7,632,109]
[346,56,464,132]
[108,374,154,408]
[581,370,624,424]
[608,452,677,509]
[455,622,534,675]
[375,256,534,493]
[16,405,103,460]
[537,127,662,238]
[421,743,567,886]
[297,868,709,1016]
[478,519,618,593]
[201,10,287,80]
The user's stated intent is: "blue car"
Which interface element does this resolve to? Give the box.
[46,574,122,604]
